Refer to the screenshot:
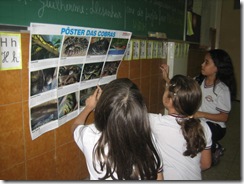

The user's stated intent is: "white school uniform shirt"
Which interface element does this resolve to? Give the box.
[74,124,115,180]
[74,124,162,180]
[199,79,231,128]
[149,113,212,180]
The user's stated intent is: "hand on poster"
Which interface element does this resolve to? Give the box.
[85,85,102,111]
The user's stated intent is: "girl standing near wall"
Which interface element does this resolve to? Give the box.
[149,74,212,180]
[72,78,163,180]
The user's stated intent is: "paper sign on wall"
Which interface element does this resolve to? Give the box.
[28,23,132,140]
[0,32,22,70]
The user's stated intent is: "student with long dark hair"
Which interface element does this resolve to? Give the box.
[72,78,163,180]
[194,49,237,165]
[149,75,212,180]
[160,49,236,166]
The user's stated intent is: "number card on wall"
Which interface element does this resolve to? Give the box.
[0,32,22,70]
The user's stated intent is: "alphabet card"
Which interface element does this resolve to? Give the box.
[132,39,140,60]
[157,41,163,59]
[0,32,22,70]
[123,39,133,61]
[146,40,153,59]
[152,41,158,58]
[140,40,147,59]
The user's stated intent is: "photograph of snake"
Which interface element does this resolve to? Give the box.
[61,36,89,57]
[58,92,78,118]
[79,86,97,107]
[79,84,106,108]
[101,60,121,77]
[31,99,58,131]
[30,67,58,96]
[58,64,83,87]
[108,38,128,55]
[31,34,62,61]
[81,62,104,81]
[87,37,111,56]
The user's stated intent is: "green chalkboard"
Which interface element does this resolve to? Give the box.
[0,0,186,40]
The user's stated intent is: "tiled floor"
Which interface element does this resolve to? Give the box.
[202,101,241,181]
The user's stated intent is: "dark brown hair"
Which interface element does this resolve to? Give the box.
[209,49,237,100]
[196,49,237,100]
[93,78,161,180]
[168,75,206,158]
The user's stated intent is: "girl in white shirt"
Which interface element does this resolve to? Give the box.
[194,49,236,165]
[149,75,212,180]
[161,49,236,166]
[72,78,163,180]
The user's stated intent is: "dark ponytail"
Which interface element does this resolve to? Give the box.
[176,117,206,158]
[169,75,206,158]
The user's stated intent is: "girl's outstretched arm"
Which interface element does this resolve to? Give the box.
[71,86,102,132]
[160,64,170,84]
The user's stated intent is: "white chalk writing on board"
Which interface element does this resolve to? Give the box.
[16,0,185,39]
[18,0,123,19]
[124,0,184,33]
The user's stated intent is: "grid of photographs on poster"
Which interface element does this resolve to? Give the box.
[29,23,132,140]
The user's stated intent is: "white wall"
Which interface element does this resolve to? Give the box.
[197,0,240,100]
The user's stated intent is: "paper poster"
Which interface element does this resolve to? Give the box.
[140,40,147,59]
[162,42,168,59]
[123,40,133,61]
[29,23,132,140]
[147,40,153,59]
[157,41,163,59]
[0,32,22,70]
[174,42,179,58]
[152,41,158,58]
[184,43,190,57]
[132,39,140,60]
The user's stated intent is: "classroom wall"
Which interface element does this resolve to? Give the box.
[187,0,240,101]
[219,0,240,101]
[0,32,166,180]
[187,44,206,78]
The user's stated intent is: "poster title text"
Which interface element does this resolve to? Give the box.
[61,27,116,37]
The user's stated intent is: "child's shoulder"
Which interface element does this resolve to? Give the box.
[149,113,179,126]
[216,81,230,92]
